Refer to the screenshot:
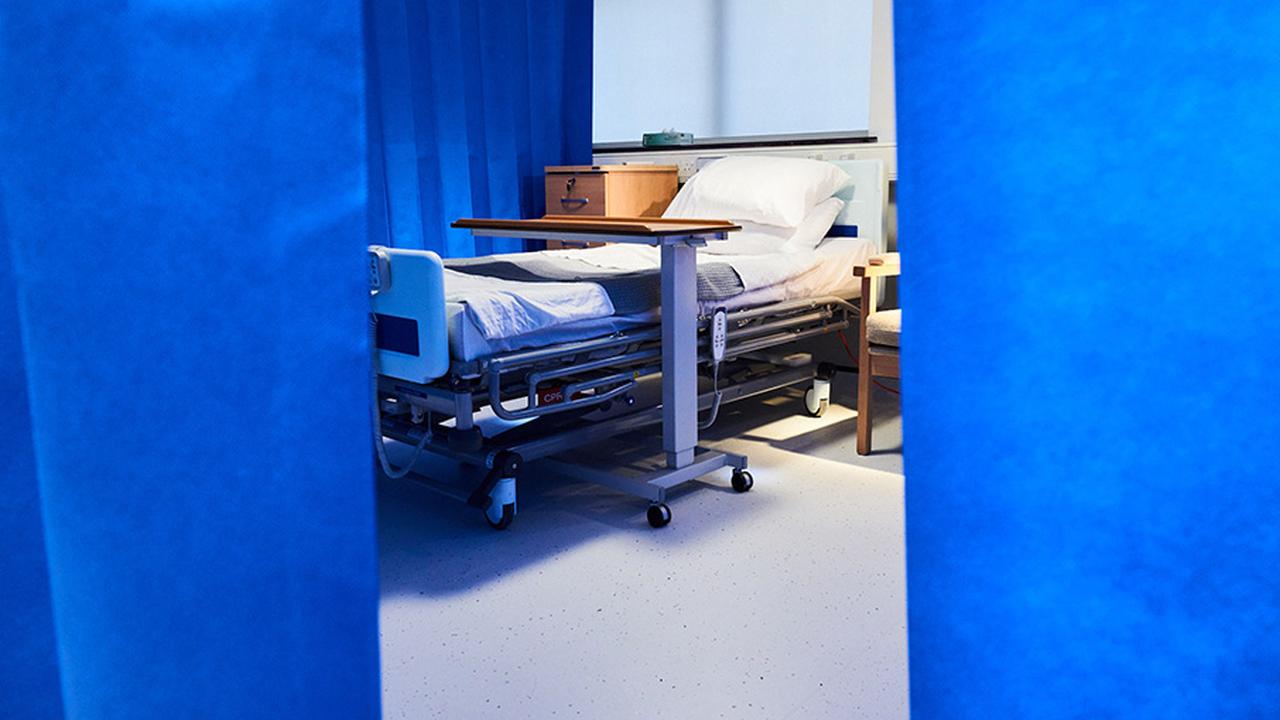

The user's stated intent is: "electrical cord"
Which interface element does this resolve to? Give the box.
[873,379,901,396]
[698,361,723,430]
[836,328,901,396]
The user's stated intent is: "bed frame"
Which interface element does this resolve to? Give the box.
[370,159,885,529]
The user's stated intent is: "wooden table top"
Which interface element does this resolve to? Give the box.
[452,215,740,237]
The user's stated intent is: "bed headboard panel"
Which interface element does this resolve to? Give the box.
[828,158,887,254]
[688,155,886,253]
[368,246,450,384]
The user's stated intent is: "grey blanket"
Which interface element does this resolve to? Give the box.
[444,255,744,315]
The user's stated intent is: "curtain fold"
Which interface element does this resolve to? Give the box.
[0,203,64,720]
[0,3,381,716]
[367,0,593,257]
[898,2,1280,717]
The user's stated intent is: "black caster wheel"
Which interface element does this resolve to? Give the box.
[485,503,516,530]
[803,388,828,418]
[647,503,672,528]
[731,470,754,493]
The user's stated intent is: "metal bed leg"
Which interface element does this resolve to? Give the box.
[449,390,483,452]
[661,238,698,468]
[453,392,474,430]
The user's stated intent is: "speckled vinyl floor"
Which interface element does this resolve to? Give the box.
[378,376,906,719]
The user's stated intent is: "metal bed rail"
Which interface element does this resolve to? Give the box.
[455,295,858,423]
[378,295,858,430]
[376,294,859,529]
[380,364,813,469]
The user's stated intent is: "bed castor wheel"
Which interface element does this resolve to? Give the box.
[647,502,672,528]
[803,386,834,415]
[482,476,517,530]
[485,502,516,530]
[731,470,754,493]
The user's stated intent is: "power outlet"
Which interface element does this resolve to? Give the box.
[676,156,698,181]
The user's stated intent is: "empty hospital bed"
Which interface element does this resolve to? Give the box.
[370,158,886,529]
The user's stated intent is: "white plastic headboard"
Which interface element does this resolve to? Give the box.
[368,245,450,384]
[828,159,887,254]
[688,155,887,254]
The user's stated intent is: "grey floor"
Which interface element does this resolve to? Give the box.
[378,369,906,719]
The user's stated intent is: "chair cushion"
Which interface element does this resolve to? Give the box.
[865,309,901,347]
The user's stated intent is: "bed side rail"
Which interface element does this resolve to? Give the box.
[477,295,858,421]
[369,245,450,384]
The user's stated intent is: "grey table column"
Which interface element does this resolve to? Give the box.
[660,238,698,468]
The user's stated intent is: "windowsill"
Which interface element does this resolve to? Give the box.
[592,132,878,154]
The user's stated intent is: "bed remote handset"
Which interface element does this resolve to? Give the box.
[700,308,729,430]
[711,307,727,364]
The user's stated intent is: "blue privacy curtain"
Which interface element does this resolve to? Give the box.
[0,2,381,717]
[897,2,1280,718]
[0,222,62,720]
[365,0,593,257]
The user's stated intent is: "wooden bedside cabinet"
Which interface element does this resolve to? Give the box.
[543,164,678,248]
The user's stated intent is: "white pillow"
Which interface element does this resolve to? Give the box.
[702,222,791,255]
[662,156,851,227]
[782,196,845,252]
[701,197,845,256]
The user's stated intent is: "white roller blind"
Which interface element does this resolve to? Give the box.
[593,0,874,144]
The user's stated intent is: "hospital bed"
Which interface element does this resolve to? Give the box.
[369,159,885,529]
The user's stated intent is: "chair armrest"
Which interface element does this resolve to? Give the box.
[853,252,901,278]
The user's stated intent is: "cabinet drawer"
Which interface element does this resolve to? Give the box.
[545,173,605,216]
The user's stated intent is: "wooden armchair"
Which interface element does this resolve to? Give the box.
[853,253,901,455]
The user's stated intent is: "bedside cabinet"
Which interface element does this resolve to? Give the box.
[543,164,678,248]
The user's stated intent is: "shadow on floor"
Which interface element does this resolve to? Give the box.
[377,454,737,599]
[377,381,902,599]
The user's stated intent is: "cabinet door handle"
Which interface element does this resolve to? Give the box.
[559,197,590,207]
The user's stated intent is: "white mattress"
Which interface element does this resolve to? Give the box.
[447,236,876,362]
[448,307,655,362]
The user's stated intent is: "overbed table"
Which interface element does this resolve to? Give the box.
[451,215,747,503]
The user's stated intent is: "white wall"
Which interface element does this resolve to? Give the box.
[592,0,720,143]
[593,0,875,143]
[869,0,896,144]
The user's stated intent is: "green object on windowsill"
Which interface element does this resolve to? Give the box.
[642,129,694,147]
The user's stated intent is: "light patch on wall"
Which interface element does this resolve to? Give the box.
[593,0,874,143]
